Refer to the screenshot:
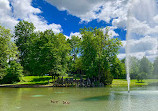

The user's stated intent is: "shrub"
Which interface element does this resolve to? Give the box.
[0,60,23,84]
[136,72,147,82]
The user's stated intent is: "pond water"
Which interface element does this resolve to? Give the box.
[0,86,158,111]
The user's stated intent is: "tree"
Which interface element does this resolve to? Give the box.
[0,25,18,80]
[80,27,122,85]
[67,36,81,74]
[14,20,35,74]
[136,72,147,82]
[139,56,153,79]
[129,56,140,79]
[67,36,81,61]
[73,57,84,76]
[111,57,126,79]
[153,56,158,78]
[22,29,70,77]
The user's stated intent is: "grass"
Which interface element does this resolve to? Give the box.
[17,76,52,85]
[16,75,76,85]
[4,76,158,86]
[111,79,158,87]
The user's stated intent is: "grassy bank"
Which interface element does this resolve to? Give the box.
[111,79,158,87]
[2,76,158,87]
[17,76,52,85]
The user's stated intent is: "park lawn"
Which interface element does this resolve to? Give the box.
[17,76,52,85]
[16,75,82,85]
[111,79,158,87]
[14,76,158,86]
[16,75,74,85]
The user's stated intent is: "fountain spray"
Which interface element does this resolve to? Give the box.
[126,0,157,93]
[126,0,132,93]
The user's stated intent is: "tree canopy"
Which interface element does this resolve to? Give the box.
[0,20,129,85]
[0,25,22,83]
[80,27,122,84]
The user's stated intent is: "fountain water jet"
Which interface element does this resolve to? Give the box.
[126,0,158,93]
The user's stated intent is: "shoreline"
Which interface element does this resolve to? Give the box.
[1,79,158,88]
[0,84,53,88]
[0,84,146,88]
[0,84,103,88]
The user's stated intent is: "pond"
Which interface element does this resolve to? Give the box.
[0,86,158,111]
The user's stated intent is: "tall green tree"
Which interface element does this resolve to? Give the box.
[67,36,81,74]
[15,21,70,77]
[80,27,122,84]
[0,25,17,79]
[139,56,153,79]
[14,20,35,74]
[67,36,81,61]
[129,56,140,79]
[23,30,70,76]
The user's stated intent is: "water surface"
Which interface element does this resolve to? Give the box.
[0,86,158,111]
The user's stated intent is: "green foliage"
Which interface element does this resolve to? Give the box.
[128,56,153,81]
[14,20,35,74]
[67,36,81,61]
[111,57,126,79]
[73,57,83,74]
[129,56,140,79]
[80,27,122,84]
[15,21,70,76]
[17,76,52,85]
[139,56,153,77]
[0,60,23,84]
[67,36,81,74]
[0,25,18,80]
[30,30,70,76]
[1,21,127,85]
[136,72,147,82]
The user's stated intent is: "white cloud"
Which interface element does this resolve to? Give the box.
[125,36,158,62]
[118,36,158,61]
[153,15,158,23]
[0,0,62,33]
[65,32,82,39]
[125,0,158,61]
[66,26,118,41]
[128,36,157,53]
[107,26,119,38]
[46,0,130,28]
[102,26,119,38]
[11,0,41,19]
[70,32,82,38]
[127,0,158,38]
[0,0,18,30]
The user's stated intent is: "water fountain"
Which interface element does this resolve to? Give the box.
[126,0,158,92]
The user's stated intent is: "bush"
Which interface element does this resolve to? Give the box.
[0,60,23,84]
[136,72,147,82]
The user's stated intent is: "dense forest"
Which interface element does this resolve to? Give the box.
[0,20,157,85]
